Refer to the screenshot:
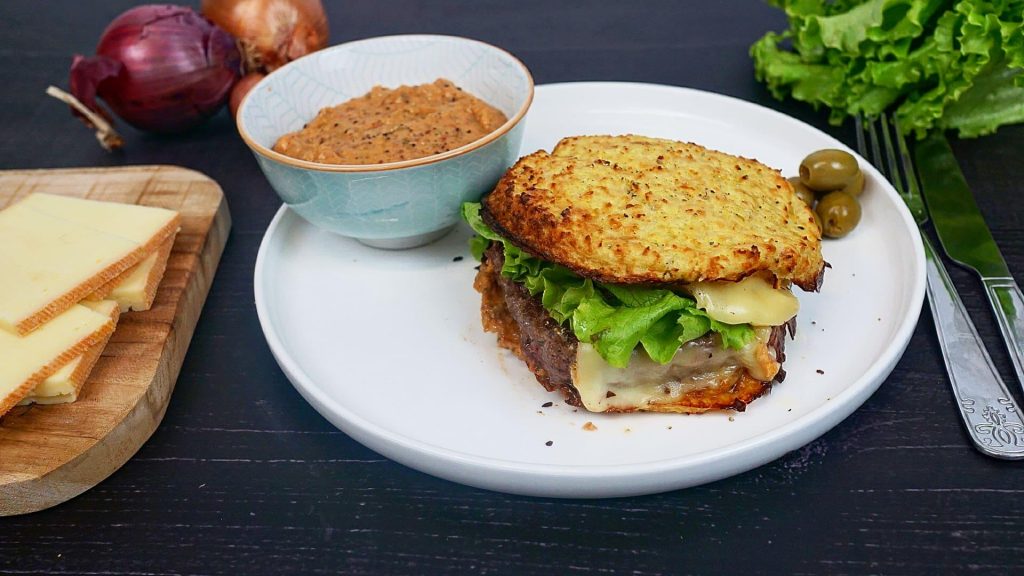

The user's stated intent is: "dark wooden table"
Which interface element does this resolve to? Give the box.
[3,1,1023,574]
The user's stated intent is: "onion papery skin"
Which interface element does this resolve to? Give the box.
[74,5,241,134]
[201,0,328,73]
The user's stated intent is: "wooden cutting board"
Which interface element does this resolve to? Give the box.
[0,166,231,516]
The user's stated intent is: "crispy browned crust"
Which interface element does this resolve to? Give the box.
[474,255,523,357]
[482,135,825,291]
[475,254,584,406]
[600,371,773,414]
[473,244,785,413]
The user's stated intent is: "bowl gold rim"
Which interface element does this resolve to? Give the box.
[236,34,534,174]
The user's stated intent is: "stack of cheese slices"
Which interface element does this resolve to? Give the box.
[0,193,180,416]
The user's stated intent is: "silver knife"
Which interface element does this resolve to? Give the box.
[915,132,1024,393]
[863,116,1023,458]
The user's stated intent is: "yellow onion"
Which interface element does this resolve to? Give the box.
[201,0,329,73]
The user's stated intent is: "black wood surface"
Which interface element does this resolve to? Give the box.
[3,2,1023,574]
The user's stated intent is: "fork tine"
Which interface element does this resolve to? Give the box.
[858,111,927,224]
[854,115,867,158]
[880,114,905,195]
[865,116,886,175]
[892,116,922,201]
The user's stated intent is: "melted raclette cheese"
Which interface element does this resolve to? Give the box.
[689,274,799,326]
[571,328,778,412]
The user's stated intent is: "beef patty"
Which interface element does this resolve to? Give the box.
[475,243,791,412]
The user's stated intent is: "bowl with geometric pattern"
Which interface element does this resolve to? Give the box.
[237,35,534,249]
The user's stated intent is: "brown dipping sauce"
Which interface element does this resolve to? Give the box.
[272,79,508,165]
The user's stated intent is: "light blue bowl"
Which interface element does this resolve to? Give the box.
[238,35,534,248]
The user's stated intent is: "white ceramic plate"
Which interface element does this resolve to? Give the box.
[254,82,926,498]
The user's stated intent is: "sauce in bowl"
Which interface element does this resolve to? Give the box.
[272,79,508,165]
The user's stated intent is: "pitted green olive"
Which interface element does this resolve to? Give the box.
[838,168,865,198]
[799,149,860,192]
[815,191,861,238]
[787,176,817,206]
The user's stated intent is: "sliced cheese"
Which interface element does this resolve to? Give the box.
[20,356,89,406]
[88,233,175,311]
[0,193,179,335]
[19,300,120,406]
[689,274,799,327]
[572,329,777,413]
[0,303,116,416]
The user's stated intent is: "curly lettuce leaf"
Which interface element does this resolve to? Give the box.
[461,202,755,368]
[939,61,1024,136]
[752,0,1024,137]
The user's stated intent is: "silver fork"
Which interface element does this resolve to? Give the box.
[857,114,1024,459]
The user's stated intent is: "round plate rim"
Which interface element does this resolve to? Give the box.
[253,81,926,496]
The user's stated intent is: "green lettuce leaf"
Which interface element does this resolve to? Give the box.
[461,202,755,368]
[939,62,1024,136]
[752,0,1024,137]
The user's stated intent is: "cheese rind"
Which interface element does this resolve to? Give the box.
[0,303,116,416]
[19,300,120,406]
[88,233,175,312]
[0,193,179,335]
[21,357,85,405]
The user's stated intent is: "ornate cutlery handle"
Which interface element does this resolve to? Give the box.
[982,277,1024,392]
[924,233,1024,459]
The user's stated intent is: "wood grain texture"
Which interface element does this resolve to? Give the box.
[0,166,231,516]
[0,1,1023,575]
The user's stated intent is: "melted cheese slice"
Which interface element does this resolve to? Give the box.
[689,275,799,326]
[572,328,778,412]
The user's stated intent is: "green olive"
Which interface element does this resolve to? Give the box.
[799,149,860,192]
[787,176,817,206]
[815,191,861,238]
[838,168,865,198]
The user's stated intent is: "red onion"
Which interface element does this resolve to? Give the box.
[69,5,241,134]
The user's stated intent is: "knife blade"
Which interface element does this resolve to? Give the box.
[915,133,1011,278]
[915,132,1024,391]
